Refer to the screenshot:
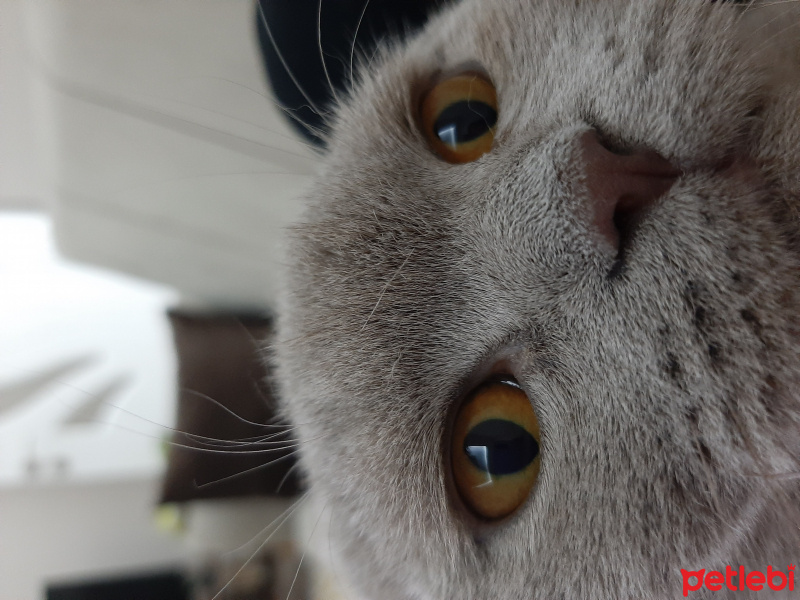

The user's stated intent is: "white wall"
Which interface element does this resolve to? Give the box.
[0,477,188,600]
[0,0,47,209]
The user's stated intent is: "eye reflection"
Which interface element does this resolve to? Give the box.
[464,418,539,475]
[433,100,497,148]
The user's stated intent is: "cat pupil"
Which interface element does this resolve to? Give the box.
[464,419,539,476]
[434,100,498,147]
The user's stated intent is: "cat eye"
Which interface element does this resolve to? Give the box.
[419,73,498,163]
[451,378,541,520]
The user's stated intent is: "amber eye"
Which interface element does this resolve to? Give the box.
[419,73,498,163]
[451,379,541,520]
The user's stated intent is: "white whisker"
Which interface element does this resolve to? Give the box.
[361,250,414,331]
[318,0,341,106]
[224,491,310,557]
[212,493,311,600]
[183,388,289,428]
[194,449,299,489]
[106,170,311,200]
[106,421,305,456]
[147,78,323,151]
[195,76,330,142]
[747,18,800,62]
[276,462,303,494]
[285,500,326,600]
[47,378,292,446]
[350,0,374,85]
[257,1,328,121]
[182,433,300,450]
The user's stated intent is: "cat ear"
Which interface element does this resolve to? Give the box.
[255,0,451,147]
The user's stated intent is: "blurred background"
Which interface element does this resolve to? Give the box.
[0,1,347,598]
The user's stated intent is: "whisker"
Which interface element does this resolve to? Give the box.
[155,425,292,449]
[181,440,304,455]
[49,397,305,455]
[230,318,286,407]
[106,170,312,200]
[42,373,340,502]
[744,2,796,30]
[364,34,386,74]
[161,80,323,150]
[737,0,800,39]
[748,18,800,62]
[350,0,374,86]
[194,448,300,489]
[44,68,319,168]
[737,0,760,15]
[224,491,310,557]
[326,503,352,597]
[193,76,330,142]
[752,0,800,7]
[108,421,306,456]
[212,492,311,600]
[257,1,328,121]
[318,0,341,106]
[186,425,292,442]
[56,380,295,447]
[276,462,302,494]
[192,433,326,488]
[743,469,800,480]
[180,432,301,450]
[50,375,328,443]
[184,389,290,429]
[361,250,414,331]
[232,315,271,353]
[48,381,300,452]
[285,501,326,600]
[181,425,292,444]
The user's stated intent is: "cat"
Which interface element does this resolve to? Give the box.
[271,1,800,598]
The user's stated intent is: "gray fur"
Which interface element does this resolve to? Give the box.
[273,1,800,597]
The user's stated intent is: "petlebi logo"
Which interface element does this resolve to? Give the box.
[681,565,795,597]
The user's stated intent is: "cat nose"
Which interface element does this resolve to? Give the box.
[579,130,681,253]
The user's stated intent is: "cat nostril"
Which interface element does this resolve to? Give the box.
[595,132,634,156]
[579,130,681,255]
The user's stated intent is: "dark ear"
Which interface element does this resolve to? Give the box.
[256,0,449,147]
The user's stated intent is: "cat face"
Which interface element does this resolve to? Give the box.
[275,1,800,598]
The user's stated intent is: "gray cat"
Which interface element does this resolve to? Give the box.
[272,0,800,598]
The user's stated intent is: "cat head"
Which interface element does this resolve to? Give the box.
[274,1,800,597]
